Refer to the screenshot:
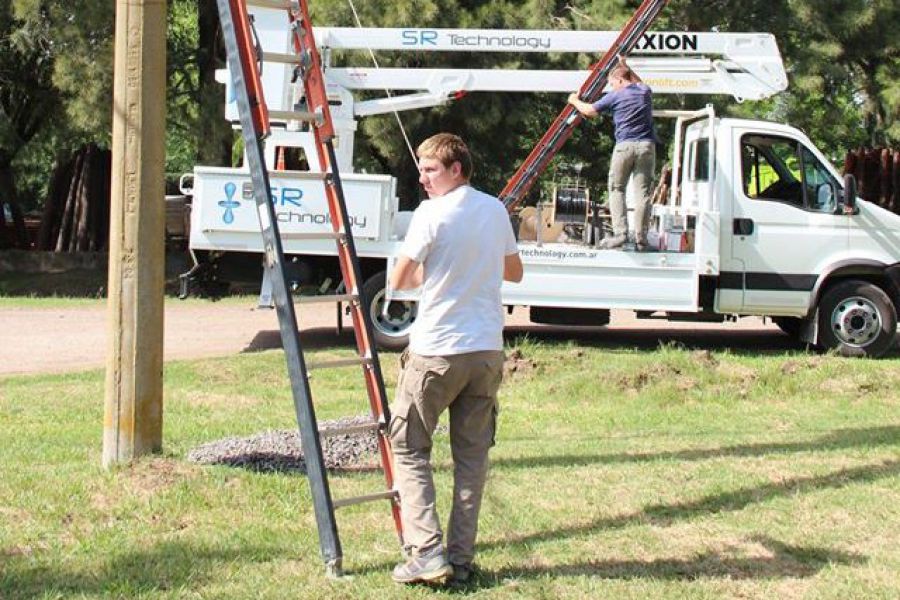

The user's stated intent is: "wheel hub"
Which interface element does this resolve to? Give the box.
[370,289,416,336]
[831,296,882,347]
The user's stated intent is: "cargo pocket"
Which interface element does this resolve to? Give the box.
[408,355,451,434]
[389,356,432,452]
[388,398,430,453]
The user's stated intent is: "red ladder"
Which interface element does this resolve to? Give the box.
[217,0,402,577]
[498,0,669,211]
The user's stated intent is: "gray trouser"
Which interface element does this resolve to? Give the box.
[608,141,656,242]
[389,349,504,565]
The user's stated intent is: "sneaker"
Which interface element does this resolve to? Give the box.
[449,562,474,585]
[599,234,627,250]
[391,545,452,584]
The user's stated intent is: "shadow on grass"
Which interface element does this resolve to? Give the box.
[480,459,900,552]
[243,328,355,353]
[502,323,810,356]
[448,536,863,592]
[356,462,889,580]
[492,425,900,471]
[0,540,287,599]
[240,323,814,357]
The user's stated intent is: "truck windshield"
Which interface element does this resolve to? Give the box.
[740,134,838,212]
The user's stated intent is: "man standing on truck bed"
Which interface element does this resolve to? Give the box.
[388,133,523,585]
[568,56,658,250]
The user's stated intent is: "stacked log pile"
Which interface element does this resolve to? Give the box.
[843,148,900,214]
[36,144,112,252]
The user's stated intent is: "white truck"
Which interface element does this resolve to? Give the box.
[181,10,900,357]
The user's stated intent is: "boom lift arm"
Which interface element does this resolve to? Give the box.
[220,8,787,176]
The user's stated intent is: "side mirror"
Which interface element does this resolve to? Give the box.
[842,173,858,214]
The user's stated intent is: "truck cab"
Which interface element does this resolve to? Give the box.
[600,108,900,356]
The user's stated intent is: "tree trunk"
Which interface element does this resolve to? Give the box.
[197,0,233,166]
[74,145,96,251]
[37,155,75,250]
[56,149,86,252]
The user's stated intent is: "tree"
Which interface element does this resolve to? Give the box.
[0,7,60,247]
[786,0,899,147]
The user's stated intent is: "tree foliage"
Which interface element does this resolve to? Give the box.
[0,0,897,218]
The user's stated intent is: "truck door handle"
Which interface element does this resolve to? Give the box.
[733,218,754,236]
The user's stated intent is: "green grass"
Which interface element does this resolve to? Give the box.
[2,340,900,598]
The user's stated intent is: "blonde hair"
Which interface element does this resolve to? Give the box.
[416,133,473,180]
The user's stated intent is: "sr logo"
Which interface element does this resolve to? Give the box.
[401,30,438,46]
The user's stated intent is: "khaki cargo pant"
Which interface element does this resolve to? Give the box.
[608,141,656,243]
[389,349,505,565]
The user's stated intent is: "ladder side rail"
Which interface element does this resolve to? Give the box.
[216,0,343,572]
[289,0,403,541]
[323,142,404,538]
[499,0,668,211]
[227,0,271,136]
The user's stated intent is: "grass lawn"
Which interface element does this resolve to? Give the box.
[2,338,899,599]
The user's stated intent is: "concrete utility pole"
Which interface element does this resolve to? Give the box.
[103,0,168,466]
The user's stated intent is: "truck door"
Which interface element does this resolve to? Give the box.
[729,130,847,314]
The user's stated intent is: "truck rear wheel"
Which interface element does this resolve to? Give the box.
[817,280,897,357]
[361,272,417,351]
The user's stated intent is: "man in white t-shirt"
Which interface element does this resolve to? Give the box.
[388,133,523,585]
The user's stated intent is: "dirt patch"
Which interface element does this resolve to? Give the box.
[504,348,537,378]
[92,458,200,511]
[691,349,719,368]
[716,362,757,383]
[617,363,682,392]
[780,356,826,375]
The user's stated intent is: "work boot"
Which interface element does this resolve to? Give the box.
[449,562,475,586]
[392,545,452,584]
[635,237,653,252]
[599,234,626,250]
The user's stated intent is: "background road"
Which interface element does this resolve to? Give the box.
[0,300,799,377]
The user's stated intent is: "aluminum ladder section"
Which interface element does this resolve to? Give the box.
[215,0,403,578]
[498,0,669,212]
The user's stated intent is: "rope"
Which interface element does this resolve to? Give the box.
[345,0,419,167]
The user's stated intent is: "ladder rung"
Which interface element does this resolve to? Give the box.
[271,171,328,181]
[332,490,397,509]
[280,231,345,241]
[269,109,318,123]
[306,357,372,370]
[295,293,357,304]
[262,51,301,65]
[318,421,379,438]
[246,0,292,9]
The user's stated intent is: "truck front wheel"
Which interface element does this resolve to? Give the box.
[361,272,417,351]
[817,280,897,357]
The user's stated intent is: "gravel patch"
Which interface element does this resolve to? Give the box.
[187,416,379,473]
[187,416,449,473]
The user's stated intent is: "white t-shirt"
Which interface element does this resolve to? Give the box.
[400,185,518,356]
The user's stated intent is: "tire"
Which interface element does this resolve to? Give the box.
[817,279,898,358]
[772,316,803,339]
[361,271,417,351]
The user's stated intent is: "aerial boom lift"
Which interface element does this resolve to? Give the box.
[218,11,787,177]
